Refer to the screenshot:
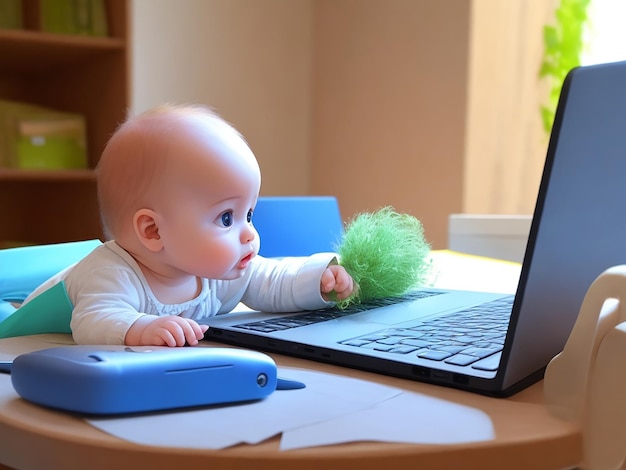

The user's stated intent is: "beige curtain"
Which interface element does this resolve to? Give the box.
[463,0,559,214]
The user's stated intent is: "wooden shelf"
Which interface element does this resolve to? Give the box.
[0,168,96,181]
[0,27,125,46]
[0,29,125,74]
[0,0,128,245]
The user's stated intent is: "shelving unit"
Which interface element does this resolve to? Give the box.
[0,0,128,246]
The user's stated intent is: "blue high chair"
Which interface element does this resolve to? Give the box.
[253,196,344,257]
[0,239,102,337]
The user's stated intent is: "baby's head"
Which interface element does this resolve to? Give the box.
[97,104,262,279]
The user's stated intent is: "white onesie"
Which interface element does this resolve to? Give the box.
[24,241,336,345]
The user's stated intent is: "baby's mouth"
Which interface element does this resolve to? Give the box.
[238,253,253,269]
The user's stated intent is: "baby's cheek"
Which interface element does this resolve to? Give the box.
[215,242,240,265]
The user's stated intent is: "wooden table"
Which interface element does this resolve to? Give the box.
[0,335,581,470]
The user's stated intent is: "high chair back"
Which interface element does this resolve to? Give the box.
[253,196,344,258]
[0,239,102,320]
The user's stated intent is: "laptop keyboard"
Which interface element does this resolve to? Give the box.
[338,296,513,371]
[232,290,444,333]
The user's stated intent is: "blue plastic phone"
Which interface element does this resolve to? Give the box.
[10,345,277,415]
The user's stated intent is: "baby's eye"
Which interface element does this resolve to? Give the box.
[247,209,253,223]
[220,211,233,227]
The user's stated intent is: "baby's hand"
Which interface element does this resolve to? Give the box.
[321,265,355,301]
[125,315,209,347]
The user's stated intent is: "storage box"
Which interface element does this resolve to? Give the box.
[0,100,87,169]
[448,214,532,263]
[16,116,87,169]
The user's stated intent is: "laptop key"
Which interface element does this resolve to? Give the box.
[236,324,279,333]
[444,354,480,366]
[342,339,372,347]
[401,338,435,348]
[471,352,502,371]
[389,345,419,354]
[436,345,466,354]
[417,350,453,361]
[460,346,501,359]
[376,336,405,345]
[361,343,394,352]
[447,335,478,344]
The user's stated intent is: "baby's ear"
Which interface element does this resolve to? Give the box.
[133,209,163,252]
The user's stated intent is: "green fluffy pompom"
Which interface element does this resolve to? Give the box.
[335,207,431,309]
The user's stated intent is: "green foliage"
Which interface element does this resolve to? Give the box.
[335,207,431,309]
[539,0,590,135]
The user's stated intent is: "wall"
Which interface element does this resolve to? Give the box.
[463,0,556,215]
[310,0,470,247]
[131,0,313,196]
[131,0,471,248]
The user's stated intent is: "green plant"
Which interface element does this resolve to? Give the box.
[539,0,590,135]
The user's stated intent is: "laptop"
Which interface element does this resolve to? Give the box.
[205,60,626,397]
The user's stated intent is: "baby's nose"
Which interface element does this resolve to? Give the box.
[241,224,256,244]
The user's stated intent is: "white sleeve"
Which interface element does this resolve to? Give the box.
[66,265,147,345]
[235,253,337,312]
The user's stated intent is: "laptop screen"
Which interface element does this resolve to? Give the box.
[502,60,626,388]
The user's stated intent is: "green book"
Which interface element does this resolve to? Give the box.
[0,0,22,30]
[41,0,108,37]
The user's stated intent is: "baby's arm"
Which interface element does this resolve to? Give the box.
[67,261,208,346]
[235,254,356,313]
[320,264,355,301]
[125,316,208,347]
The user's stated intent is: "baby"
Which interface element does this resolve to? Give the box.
[24,104,354,347]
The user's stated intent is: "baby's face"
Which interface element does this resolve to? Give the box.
[153,115,262,280]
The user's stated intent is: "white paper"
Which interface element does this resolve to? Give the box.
[428,250,521,294]
[280,388,494,450]
[87,367,494,450]
[87,368,402,449]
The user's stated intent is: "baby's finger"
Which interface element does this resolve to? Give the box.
[155,327,178,347]
[170,321,197,346]
[335,273,351,292]
[320,269,337,293]
[184,321,206,345]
